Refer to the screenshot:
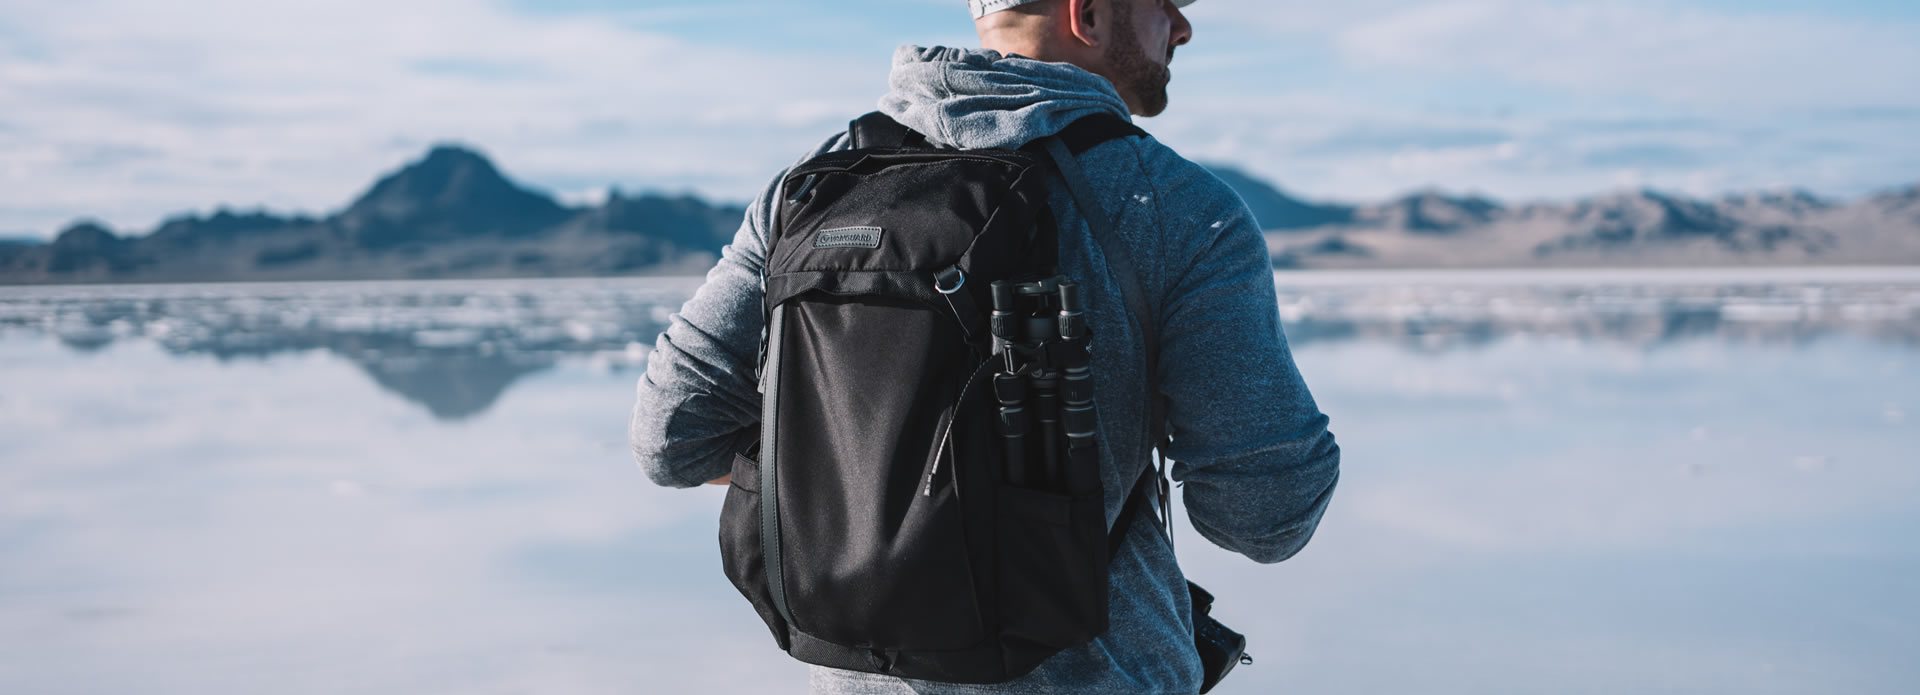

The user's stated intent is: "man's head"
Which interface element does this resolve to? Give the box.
[972,0,1194,117]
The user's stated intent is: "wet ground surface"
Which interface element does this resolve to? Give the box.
[2,269,1915,693]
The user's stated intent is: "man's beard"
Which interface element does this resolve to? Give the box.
[1105,6,1172,116]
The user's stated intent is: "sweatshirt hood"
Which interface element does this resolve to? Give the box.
[878,45,1133,150]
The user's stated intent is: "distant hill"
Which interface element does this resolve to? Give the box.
[0,145,744,284]
[1201,166,1920,269]
[3,149,1915,284]
[336,145,573,248]
[1204,165,1355,230]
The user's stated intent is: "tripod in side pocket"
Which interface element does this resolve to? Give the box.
[988,276,1095,493]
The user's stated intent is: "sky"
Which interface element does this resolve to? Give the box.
[1,0,1917,239]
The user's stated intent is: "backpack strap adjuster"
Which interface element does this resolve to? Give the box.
[933,266,967,294]
[933,266,985,346]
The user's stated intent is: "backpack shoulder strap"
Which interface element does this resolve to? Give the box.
[1053,114,1148,156]
[848,111,928,149]
[1108,464,1160,556]
[1039,120,1162,446]
[1038,119,1174,552]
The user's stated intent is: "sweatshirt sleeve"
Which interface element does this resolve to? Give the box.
[1152,162,1341,563]
[629,134,847,488]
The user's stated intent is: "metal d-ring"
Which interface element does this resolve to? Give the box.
[934,267,967,295]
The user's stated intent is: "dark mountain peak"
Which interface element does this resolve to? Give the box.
[54,220,119,248]
[1203,164,1354,231]
[336,144,572,247]
[351,144,515,210]
[45,220,133,274]
[405,145,515,192]
[421,143,491,165]
[1371,189,1503,233]
[1571,188,1739,239]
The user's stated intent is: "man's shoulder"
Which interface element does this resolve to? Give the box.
[1087,131,1254,225]
[1135,135,1242,203]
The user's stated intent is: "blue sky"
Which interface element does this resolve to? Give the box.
[1,0,1917,239]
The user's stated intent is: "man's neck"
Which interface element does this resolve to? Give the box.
[977,11,1079,64]
[980,36,1057,62]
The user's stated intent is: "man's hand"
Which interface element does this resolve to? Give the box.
[707,473,731,486]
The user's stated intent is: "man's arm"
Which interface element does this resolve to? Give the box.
[1152,162,1341,564]
[630,134,849,488]
[628,194,770,488]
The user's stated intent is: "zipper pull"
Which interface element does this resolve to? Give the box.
[921,436,950,497]
[787,174,820,205]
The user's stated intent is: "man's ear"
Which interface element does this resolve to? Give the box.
[1065,0,1107,49]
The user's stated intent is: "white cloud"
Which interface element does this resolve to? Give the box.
[1141,0,1920,202]
[0,0,877,235]
[1336,0,1920,109]
[3,0,1918,237]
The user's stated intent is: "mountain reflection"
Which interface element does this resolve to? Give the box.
[355,353,553,420]
[1271,274,1920,351]
[0,278,690,420]
[1,273,1915,420]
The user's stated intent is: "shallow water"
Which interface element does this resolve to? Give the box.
[1,269,1916,694]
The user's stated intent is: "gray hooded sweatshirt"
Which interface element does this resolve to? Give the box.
[631,46,1340,695]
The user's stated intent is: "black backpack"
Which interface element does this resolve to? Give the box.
[718,112,1167,683]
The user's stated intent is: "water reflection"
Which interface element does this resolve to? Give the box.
[0,278,695,419]
[355,353,552,420]
[1272,268,1920,351]
[4,270,1916,421]
[0,269,1915,693]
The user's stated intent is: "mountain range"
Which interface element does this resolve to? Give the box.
[2,146,1915,284]
[0,146,743,284]
[1212,164,1920,268]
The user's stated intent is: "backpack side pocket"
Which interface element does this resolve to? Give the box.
[992,483,1108,653]
[719,450,790,650]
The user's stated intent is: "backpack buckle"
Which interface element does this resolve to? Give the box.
[934,266,967,295]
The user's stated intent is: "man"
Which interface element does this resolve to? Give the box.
[631,0,1340,692]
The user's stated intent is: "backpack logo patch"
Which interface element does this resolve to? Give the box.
[814,226,884,249]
